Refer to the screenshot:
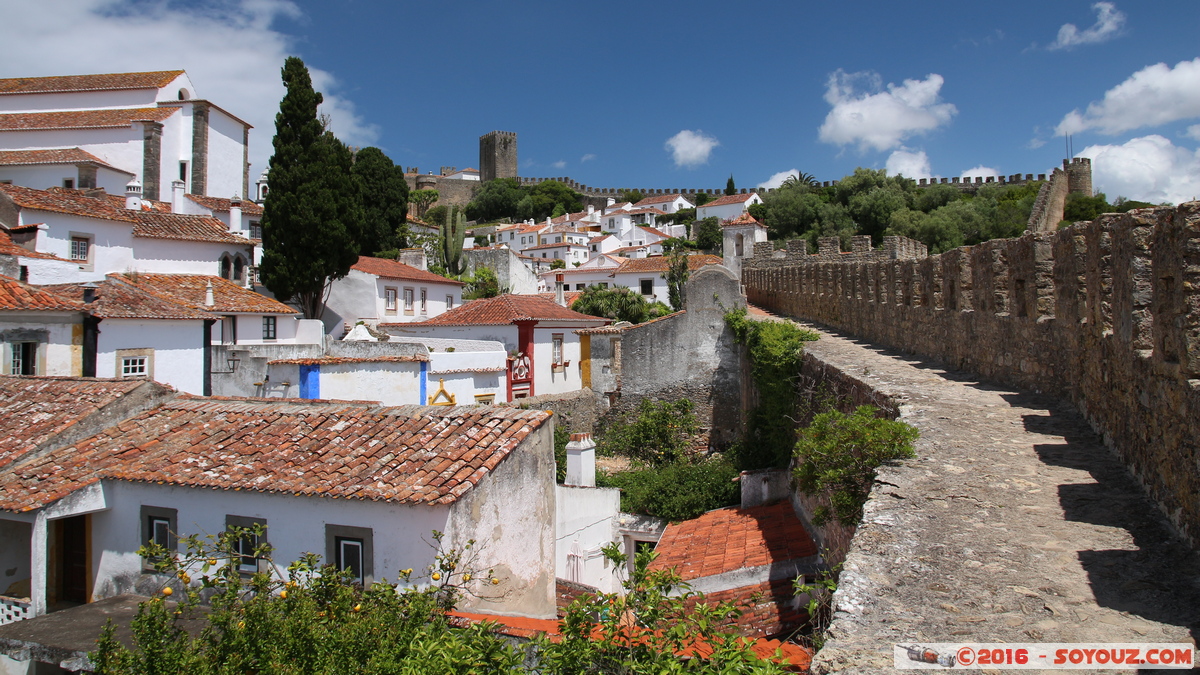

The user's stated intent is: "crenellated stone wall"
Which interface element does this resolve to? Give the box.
[742,203,1200,546]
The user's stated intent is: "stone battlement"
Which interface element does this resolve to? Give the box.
[743,202,1200,546]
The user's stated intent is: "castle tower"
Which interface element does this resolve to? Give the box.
[1066,157,1092,196]
[479,131,517,183]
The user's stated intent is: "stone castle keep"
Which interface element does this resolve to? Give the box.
[742,203,1200,547]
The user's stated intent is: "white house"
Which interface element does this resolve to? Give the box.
[537,254,623,292]
[0,70,253,201]
[0,274,85,378]
[608,254,723,304]
[632,193,693,214]
[0,389,558,621]
[523,242,589,266]
[0,183,257,285]
[587,235,621,257]
[696,192,763,222]
[721,212,769,279]
[380,294,610,399]
[323,256,465,336]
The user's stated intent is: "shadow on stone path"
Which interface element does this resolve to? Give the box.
[779,319,1200,675]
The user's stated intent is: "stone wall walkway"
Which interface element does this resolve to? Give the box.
[786,319,1200,674]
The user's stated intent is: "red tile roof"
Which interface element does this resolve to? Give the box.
[0,274,85,312]
[0,107,178,132]
[0,148,129,172]
[723,213,763,228]
[625,208,667,217]
[186,194,264,216]
[0,184,250,244]
[633,194,686,207]
[113,273,296,315]
[614,254,722,275]
[269,355,429,365]
[41,276,215,321]
[700,193,759,208]
[0,71,185,95]
[523,242,587,252]
[537,291,582,306]
[636,225,671,238]
[650,502,817,581]
[0,375,156,470]
[351,256,465,286]
[0,399,552,512]
[394,293,608,327]
[688,578,807,640]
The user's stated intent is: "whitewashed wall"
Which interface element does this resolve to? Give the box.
[555,485,621,593]
[94,319,204,394]
[0,315,79,376]
[207,108,247,200]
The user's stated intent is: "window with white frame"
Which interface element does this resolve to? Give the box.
[69,236,90,262]
[385,287,397,312]
[140,505,177,568]
[325,525,372,585]
[262,316,277,340]
[10,342,37,375]
[403,288,414,312]
[226,515,266,574]
[552,333,564,365]
[121,355,148,378]
[446,295,454,309]
[420,288,427,313]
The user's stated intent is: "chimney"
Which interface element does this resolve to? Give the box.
[398,248,427,271]
[546,216,552,226]
[555,272,565,306]
[587,204,595,215]
[124,179,142,210]
[229,194,243,233]
[565,433,596,487]
[81,281,99,304]
[204,280,215,308]
[171,179,185,213]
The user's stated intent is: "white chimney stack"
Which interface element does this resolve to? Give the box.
[587,204,595,215]
[565,433,596,487]
[229,194,243,234]
[124,179,142,210]
[204,280,215,308]
[555,272,565,307]
[171,179,185,213]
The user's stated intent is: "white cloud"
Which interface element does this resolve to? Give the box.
[758,169,798,189]
[1048,2,1125,50]
[818,70,957,152]
[580,153,596,162]
[960,165,1000,179]
[551,160,567,170]
[885,149,932,179]
[1184,125,1200,141]
[1,0,377,184]
[1056,58,1200,136]
[1079,135,1200,205]
[665,130,719,168]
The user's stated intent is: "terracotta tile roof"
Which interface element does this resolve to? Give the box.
[351,257,465,286]
[269,355,428,365]
[112,273,297,315]
[41,277,214,321]
[0,148,128,172]
[723,213,763,228]
[186,194,264,216]
[624,208,667,217]
[538,291,582,306]
[0,185,240,244]
[394,293,608,327]
[634,194,685,207]
[650,502,817,581]
[0,375,152,470]
[0,274,85,312]
[0,71,185,95]
[0,229,65,261]
[0,107,178,132]
[688,578,807,640]
[523,242,586,252]
[614,254,722,275]
[636,225,670,238]
[0,399,552,512]
[700,193,758,208]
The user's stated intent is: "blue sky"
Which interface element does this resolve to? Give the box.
[7,1,1200,203]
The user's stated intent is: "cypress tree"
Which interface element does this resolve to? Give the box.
[260,57,363,319]
[352,147,409,255]
[725,175,737,196]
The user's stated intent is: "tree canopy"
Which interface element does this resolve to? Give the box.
[259,57,363,319]
[352,147,409,256]
[571,285,671,324]
[464,178,524,222]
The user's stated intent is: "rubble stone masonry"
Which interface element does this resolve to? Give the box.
[743,203,1200,546]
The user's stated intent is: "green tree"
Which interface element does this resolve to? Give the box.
[352,147,409,255]
[523,180,583,220]
[794,405,918,526]
[260,57,364,320]
[465,178,524,222]
[696,214,720,252]
[601,459,740,521]
[1063,191,1111,223]
[620,190,645,204]
[725,175,736,196]
[408,189,439,220]
[463,266,503,299]
[597,398,699,466]
[665,250,689,311]
[571,285,671,324]
[422,205,448,230]
[550,258,566,270]
[848,185,911,241]
[694,192,712,206]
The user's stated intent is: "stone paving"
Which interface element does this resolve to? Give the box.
[785,320,1200,674]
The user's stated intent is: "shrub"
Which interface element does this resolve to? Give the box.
[597,398,698,466]
[600,458,740,522]
[793,405,918,525]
